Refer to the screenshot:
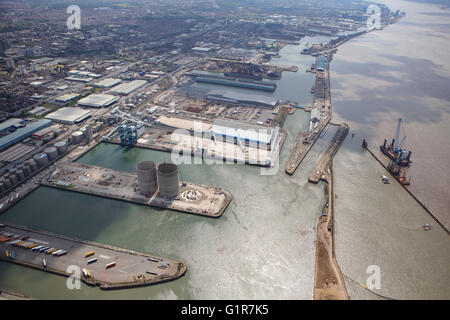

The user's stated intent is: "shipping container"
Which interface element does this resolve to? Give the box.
[52,250,64,256]
[84,251,95,258]
[56,251,67,257]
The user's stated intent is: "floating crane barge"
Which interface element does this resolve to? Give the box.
[379,118,412,185]
[380,118,412,167]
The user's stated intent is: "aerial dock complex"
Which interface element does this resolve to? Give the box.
[0,223,186,290]
[0,0,407,299]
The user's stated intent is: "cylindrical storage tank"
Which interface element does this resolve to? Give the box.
[84,125,93,140]
[72,131,84,144]
[16,170,25,181]
[54,141,68,154]
[9,174,19,185]
[27,159,38,172]
[33,153,49,168]
[157,162,180,198]
[3,178,12,189]
[136,161,157,197]
[0,182,5,193]
[17,165,29,177]
[22,165,31,176]
[44,147,58,161]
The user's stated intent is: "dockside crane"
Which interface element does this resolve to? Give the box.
[103,108,148,146]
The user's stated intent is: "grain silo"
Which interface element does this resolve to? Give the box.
[157,162,180,198]
[33,153,49,168]
[72,131,84,144]
[54,141,68,154]
[136,161,158,197]
[44,146,58,161]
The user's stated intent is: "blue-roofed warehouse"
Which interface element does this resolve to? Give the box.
[316,55,327,72]
[0,119,52,151]
[0,118,26,135]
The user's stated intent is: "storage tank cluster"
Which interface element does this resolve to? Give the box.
[136,161,180,198]
[80,125,93,141]
[0,140,70,195]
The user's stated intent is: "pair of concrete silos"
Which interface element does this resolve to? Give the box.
[136,161,179,198]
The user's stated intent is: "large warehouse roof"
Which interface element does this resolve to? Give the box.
[0,118,25,134]
[207,90,279,109]
[94,78,122,88]
[316,55,327,71]
[77,94,119,108]
[45,107,93,124]
[0,119,52,151]
[110,80,147,95]
[55,93,80,103]
[211,119,278,146]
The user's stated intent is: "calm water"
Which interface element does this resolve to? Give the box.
[330,0,450,229]
[330,0,450,299]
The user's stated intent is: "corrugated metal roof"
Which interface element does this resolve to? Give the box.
[0,118,25,132]
[0,119,52,151]
[110,80,147,95]
[316,55,327,71]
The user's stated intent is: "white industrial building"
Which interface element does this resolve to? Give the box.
[192,47,213,53]
[77,93,119,108]
[110,80,147,95]
[210,119,279,149]
[65,76,93,83]
[45,107,93,124]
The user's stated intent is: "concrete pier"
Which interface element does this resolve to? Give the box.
[308,124,349,300]
[41,162,232,218]
[0,223,187,290]
[285,54,332,175]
